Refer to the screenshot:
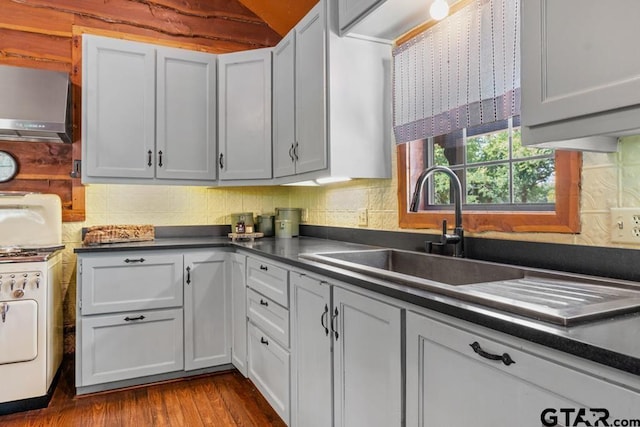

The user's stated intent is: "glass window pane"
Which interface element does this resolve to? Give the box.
[432,173,455,204]
[433,130,464,166]
[512,128,554,159]
[466,130,509,164]
[512,159,556,203]
[466,165,510,204]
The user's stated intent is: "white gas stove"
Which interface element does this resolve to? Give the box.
[0,192,63,414]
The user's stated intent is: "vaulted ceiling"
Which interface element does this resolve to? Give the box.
[237,0,319,36]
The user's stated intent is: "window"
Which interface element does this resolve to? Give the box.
[398,140,581,233]
[415,117,555,210]
[394,0,581,234]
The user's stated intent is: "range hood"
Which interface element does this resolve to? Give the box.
[0,64,72,143]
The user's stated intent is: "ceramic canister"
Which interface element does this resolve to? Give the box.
[275,219,293,238]
[275,207,301,236]
[256,214,275,237]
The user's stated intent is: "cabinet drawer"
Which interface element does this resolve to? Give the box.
[80,252,183,314]
[80,308,184,386]
[247,288,289,348]
[248,322,290,424]
[246,258,288,307]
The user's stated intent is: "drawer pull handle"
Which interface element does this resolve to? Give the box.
[259,265,268,271]
[124,258,145,264]
[259,299,268,307]
[260,337,269,346]
[320,304,329,336]
[124,315,146,322]
[469,341,515,366]
[186,266,191,285]
[330,307,339,341]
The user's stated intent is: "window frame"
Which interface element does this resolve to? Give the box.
[397,143,582,233]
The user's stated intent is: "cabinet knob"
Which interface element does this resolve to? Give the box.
[259,299,269,307]
[12,289,24,299]
[259,265,268,271]
[260,337,269,346]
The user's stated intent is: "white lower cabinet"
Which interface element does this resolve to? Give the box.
[290,273,332,427]
[183,251,230,371]
[248,322,290,423]
[229,253,248,376]
[76,249,232,392]
[290,272,402,427]
[406,310,640,427]
[80,308,184,386]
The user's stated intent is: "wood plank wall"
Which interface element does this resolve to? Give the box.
[0,0,281,221]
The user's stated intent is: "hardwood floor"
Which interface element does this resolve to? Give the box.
[0,357,286,427]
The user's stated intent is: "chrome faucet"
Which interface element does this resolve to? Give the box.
[410,165,464,257]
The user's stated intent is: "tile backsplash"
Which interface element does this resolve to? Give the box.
[59,135,640,346]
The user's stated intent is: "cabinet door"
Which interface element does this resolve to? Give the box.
[338,0,385,34]
[184,251,230,371]
[218,48,272,180]
[229,253,247,376]
[83,35,156,179]
[156,47,217,181]
[248,322,290,424]
[290,273,332,427]
[80,308,183,386]
[295,2,328,175]
[521,0,640,127]
[332,287,402,427]
[406,311,640,427]
[273,31,297,178]
[80,252,183,315]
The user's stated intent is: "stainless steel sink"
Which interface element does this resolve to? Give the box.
[300,249,640,326]
[301,249,525,286]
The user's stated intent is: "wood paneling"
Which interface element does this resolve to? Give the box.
[0,0,285,222]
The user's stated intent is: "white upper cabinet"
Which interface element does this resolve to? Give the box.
[218,48,272,181]
[272,0,391,182]
[520,0,640,151]
[156,47,217,181]
[82,34,218,184]
[83,35,156,180]
[294,4,329,176]
[272,31,297,178]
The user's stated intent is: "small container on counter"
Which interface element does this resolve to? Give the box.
[275,219,293,238]
[256,214,275,237]
[275,207,301,236]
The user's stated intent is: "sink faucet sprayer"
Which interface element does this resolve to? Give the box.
[410,165,464,257]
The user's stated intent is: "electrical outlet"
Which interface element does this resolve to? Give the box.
[357,208,368,227]
[611,208,640,244]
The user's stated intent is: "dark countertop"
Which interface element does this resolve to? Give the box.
[75,236,640,376]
